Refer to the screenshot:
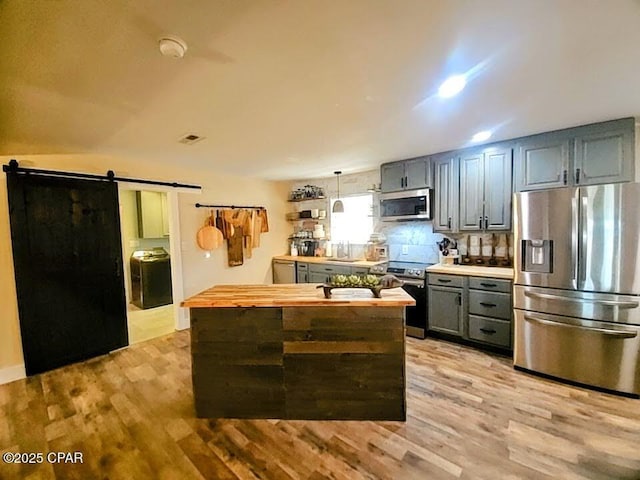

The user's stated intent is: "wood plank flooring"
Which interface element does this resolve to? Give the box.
[1,330,639,479]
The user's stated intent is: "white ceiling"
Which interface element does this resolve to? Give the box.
[2,0,640,180]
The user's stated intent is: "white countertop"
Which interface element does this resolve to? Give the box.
[426,264,514,280]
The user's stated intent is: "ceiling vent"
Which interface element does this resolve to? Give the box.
[178,134,205,145]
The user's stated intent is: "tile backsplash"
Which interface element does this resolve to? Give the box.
[376,221,443,264]
[375,220,513,265]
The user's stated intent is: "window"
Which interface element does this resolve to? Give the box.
[330,194,373,243]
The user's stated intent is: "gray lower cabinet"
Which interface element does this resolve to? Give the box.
[428,274,464,336]
[427,273,513,350]
[433,154,459,233]
[466,276,512,349]
[515,117,635,192]
[296,262,309,283]
[304,263,367,284]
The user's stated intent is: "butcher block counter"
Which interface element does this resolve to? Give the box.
[426,264,514,279]
[272,255,385,267]
[182,284,414,420]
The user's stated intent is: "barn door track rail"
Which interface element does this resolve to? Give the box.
[3,159,201,190]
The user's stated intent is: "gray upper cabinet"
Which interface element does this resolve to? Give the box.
[380,162,405,192]
[483,147,513,230]
[460,146,512,231]
[380,156,432,193]
[574,119,635,186]
[433,155,459,233]
[515,117,635,192]
[514,134,570,192]
[459,151,484,231]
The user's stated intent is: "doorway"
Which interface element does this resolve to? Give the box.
[118,185,185,344]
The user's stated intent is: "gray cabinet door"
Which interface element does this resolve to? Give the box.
[308,272,329,283]
[405,157,431,190]
[574,124,634,186]
[515,135,570,192]
[459,151,484,231]
[433,155,459,233]
[428,286,463,336]
[484,146,513,230]
[380,162,405,193]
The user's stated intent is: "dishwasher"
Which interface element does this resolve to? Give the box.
[272,259,296,283]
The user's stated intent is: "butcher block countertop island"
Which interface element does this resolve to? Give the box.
[182,284,415,421]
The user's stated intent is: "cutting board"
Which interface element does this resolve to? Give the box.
[227,225,244,266]
[196,213,223,250]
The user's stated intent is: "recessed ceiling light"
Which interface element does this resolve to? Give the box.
[471,130,492,142]
[438,75,466,98]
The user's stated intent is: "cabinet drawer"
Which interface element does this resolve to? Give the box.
[468,315,511,348]
[351,267,370,275]
[468,290,511,320]
[468,277,511,293]
[428,273,464,288]
[309,264,351,276]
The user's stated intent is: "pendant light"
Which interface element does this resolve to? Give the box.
[332,171,344,213]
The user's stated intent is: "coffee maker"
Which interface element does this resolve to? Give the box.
[299,240,319,256]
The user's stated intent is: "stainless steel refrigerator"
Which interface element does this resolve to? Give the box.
[513,183,640,396]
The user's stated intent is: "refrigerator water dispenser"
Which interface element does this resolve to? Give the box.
[522,239,553,273]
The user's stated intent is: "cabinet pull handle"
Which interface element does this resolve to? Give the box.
[457,294,462,305]
[447,217,452,229]
[479,216,483,228]
[484,216,489,230]
[437,279,452,283]
[479,327,497,334]
[563,169,568,185]
[401,177,405,188]
[480,282,497,287]
[405,176,408,187]
[576,168,581,184]
[479,302,497,307]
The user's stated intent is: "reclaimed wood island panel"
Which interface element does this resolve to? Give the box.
[181,284,415,420]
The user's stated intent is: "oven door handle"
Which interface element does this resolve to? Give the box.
[400,279,425,288]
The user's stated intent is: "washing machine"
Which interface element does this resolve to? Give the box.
[130,248,173,309]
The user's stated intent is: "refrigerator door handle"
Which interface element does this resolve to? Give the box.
[524,290,639,309]
[571,192,579,287]
[579,193,588,287]
[523,314,638,339]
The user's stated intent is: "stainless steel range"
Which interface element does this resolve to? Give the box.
[370,261,433,338]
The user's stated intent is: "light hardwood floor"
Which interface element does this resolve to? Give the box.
[1,331,639,479]
[127,304,175,345]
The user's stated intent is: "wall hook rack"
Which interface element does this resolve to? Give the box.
[195,203,265,210]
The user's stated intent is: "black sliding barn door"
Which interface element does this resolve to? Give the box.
[7,173,128,375]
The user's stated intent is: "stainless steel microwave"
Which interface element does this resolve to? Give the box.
[380,189,432,221]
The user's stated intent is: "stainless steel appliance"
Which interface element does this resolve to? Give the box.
[514,184,640,396]
[380,189,432,221]
[273,259,296,283]
[370,261,432,338]
[130,248,173,309]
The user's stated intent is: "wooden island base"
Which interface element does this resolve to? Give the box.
[184,284,413,421]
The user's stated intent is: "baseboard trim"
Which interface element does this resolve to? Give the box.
[0,364,26,385]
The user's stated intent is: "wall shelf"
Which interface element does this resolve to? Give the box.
[288,196,326,202]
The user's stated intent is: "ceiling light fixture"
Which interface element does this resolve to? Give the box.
[332,171,344,213]
[158,36,188,58]
[438,75,466,98]
[471,130,492,142]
